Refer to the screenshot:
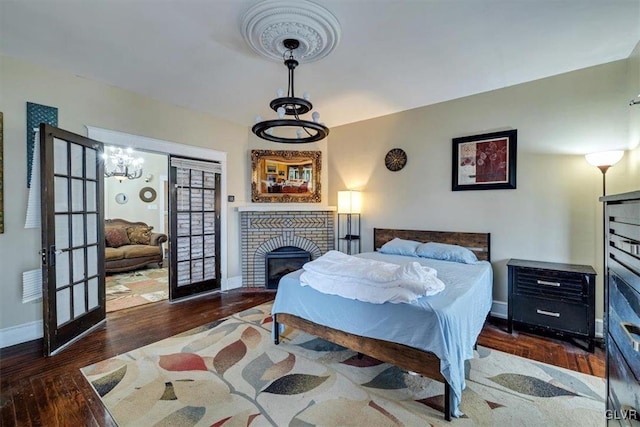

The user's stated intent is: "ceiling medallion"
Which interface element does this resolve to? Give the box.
[385,148,407,172]
[241,0,341,63]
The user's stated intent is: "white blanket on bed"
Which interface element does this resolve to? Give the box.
[299,250,445,304]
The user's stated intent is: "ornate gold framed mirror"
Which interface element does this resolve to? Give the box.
[251,149,321,203]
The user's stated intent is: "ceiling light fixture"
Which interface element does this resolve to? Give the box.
[102,146,144,181]
[252,39,329,144]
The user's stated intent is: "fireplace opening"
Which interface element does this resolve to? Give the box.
[265,246,311,289]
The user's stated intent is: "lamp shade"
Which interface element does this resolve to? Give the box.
[337,190,362,214]
[585,150,624,167]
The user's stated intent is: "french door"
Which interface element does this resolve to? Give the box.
[169,156,221,299]
[40,124,105,356]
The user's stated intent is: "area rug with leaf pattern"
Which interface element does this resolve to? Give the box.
[80,302,605,426]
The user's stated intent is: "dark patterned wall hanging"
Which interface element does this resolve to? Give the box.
[26,102,58,188]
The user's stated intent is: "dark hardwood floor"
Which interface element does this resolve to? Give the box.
[0,291,604,426]
[478,319,605,377]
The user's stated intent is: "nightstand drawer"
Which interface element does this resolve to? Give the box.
[512,295,589,335]
[514,267,586,301]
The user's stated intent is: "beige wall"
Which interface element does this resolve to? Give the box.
[0,55,251,332]
[327,59,637,322]
[0,54,331,337]
[623,41,640,190]
[1,47,637,341]
[104,150,167,232]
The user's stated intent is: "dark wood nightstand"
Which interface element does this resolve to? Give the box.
[507,258,597,352]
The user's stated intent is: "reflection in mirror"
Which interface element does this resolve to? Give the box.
[251,150,321,203]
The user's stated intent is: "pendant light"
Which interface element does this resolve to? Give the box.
[252,39,329,144]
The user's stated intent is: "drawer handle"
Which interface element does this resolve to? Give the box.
[621,239,640,255]
[536,309,560,318]
[621,322,640,352]
[537,280,561,287]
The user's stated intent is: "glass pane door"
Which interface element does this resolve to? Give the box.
[41,124,104,356]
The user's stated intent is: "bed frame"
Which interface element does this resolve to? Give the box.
[273,228,491,421]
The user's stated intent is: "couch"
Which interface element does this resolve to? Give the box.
[265,179,309,193]
[104,218,168,274]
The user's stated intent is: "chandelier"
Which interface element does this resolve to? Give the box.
[252,39,329,144]
[102,146,144,181]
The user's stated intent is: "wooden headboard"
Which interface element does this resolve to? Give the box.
[373,228,491,262]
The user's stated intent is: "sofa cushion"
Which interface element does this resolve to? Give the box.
[105,247,125,261]
[127,226,153,245]
[105,227,131,248]
[122,245,162,259]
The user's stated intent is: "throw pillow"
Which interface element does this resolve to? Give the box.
[105,227,130,248]
[127,226,153,245]
[416,242,478,264]
[378,238,420,257]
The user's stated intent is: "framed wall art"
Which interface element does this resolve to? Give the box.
[26,102,58,188]
[452,129,517,191]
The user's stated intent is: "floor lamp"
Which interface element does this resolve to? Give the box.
[585,149,624,348]
[585,150,624,198]
[337,190,362,255]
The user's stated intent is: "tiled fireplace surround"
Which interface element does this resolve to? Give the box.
[239,206,335,287]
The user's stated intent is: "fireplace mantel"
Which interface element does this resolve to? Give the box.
[237,204,336,212]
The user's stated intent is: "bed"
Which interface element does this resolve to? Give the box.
[272,228,492,421]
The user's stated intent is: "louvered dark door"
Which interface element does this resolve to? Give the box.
[168,156,221,299]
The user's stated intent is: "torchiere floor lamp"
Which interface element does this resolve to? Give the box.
[585,149,624,348]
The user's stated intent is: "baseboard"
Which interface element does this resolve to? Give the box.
[0,320,42,349]
[595,318,603,338]
[224,275,243,291]
[490,300,507,319]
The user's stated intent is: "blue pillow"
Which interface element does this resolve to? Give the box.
[379,238,420,257]
[416,242,478,264]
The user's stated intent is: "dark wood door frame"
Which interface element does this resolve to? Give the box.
[40,124,105,356]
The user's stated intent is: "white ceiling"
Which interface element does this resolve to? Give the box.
[1,0,639,146]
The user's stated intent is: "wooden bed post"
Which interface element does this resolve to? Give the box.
[444,382,452,421]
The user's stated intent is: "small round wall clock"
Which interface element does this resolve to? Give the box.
[385,148,407,171]
[115,193,128,204]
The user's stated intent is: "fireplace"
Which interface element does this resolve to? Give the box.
[239,206,334,287]
[265,246,311,289]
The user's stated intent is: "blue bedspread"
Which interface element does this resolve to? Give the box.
[272,252,493,417]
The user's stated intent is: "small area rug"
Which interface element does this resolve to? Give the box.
[105,267,168,312]
[81,302,604,426]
